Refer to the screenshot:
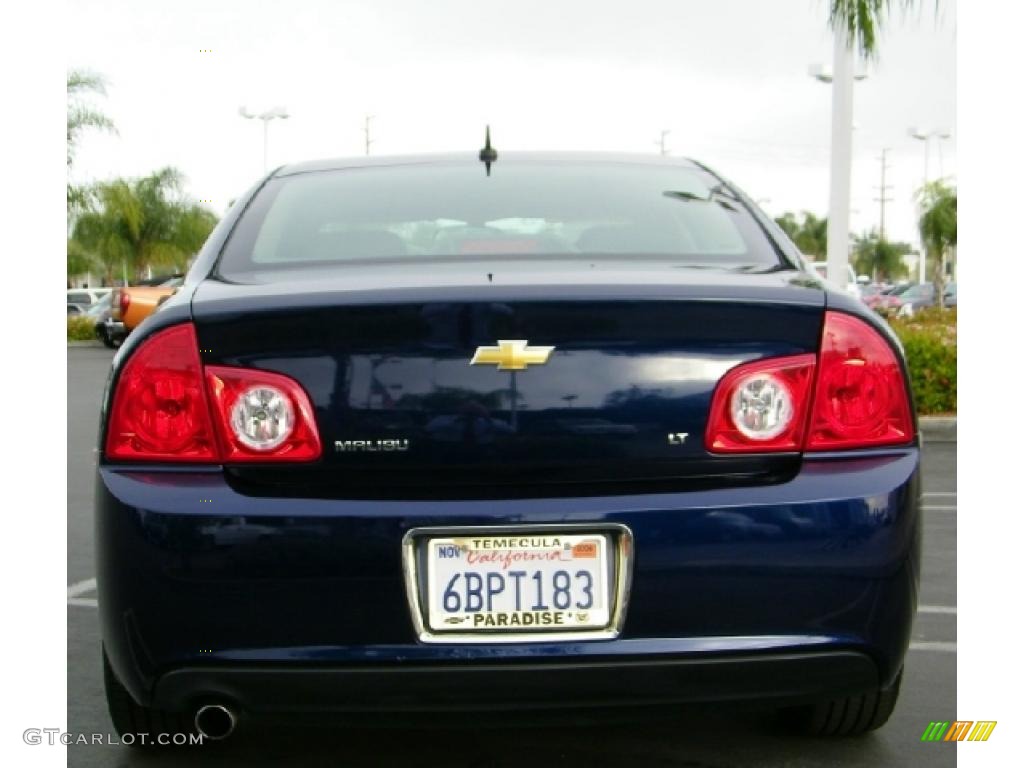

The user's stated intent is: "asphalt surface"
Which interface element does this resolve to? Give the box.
[67,345,956,767]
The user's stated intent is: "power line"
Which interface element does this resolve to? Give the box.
[873,148,894,240]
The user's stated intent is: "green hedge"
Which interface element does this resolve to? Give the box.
[889,308,956,415]
[67,316,96,341]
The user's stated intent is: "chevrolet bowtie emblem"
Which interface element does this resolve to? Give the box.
[470,340,555,371]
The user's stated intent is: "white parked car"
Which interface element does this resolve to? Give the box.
[810,262,860,299]
[66,287,112,307]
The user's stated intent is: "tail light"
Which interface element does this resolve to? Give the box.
[706,311,914,453]
[205,366,321,462]
[105,323,322,463]
[805,311,914,450]
[105,324,218,461]
[110,289,127,320]
[705,355,816,452]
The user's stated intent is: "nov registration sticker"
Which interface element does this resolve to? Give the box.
[424,533,613,634]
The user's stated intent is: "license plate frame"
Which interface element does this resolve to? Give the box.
[402,524,634,644]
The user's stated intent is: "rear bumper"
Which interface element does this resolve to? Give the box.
[96,448,920,714]
[153,650,877,714]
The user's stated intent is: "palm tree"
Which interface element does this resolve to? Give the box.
[66,239,96,284]
[774,212,829,258]
[917,180,956,308]
[852,230,912,282]
[72,168,218,284]
[67,70,117,213]
[67,70,115,165]
[827,1,919,59]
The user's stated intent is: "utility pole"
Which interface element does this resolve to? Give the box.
[363,115,374,156]
[654,130,670,156]
[873,148,893,240]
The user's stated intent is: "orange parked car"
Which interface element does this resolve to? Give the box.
[110,276,184,333]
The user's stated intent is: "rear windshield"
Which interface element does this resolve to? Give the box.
[218,161,781,277]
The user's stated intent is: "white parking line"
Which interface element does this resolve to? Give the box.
[923,491,956,497]
[68,597,98,608]
[923,505,956,512]
[67,578,97,598]
[918,605,956,615]
[909,641,957,653]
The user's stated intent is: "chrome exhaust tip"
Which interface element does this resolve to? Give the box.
[194,703,237,741]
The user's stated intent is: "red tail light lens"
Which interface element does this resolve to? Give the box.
[205,366,321,462]
[105,324,218,461]
[706,311,914,454]
[805,311,914,450]
[705,354,816,452]
[105,323,322,463]
[119,291,130,315]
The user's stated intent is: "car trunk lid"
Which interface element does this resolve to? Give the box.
[191,261,824,496]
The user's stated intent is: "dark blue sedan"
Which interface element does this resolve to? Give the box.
[96,151,919,744]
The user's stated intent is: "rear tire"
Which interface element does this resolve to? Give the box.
[97,327,115,349]
[103,650,194,747]
[784,669,903,737]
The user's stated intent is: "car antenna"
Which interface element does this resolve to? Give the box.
[479,125,498,176]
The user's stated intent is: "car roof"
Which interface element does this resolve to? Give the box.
[274,151,705,178]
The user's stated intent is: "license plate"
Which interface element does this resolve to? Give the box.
[424,533,612,633]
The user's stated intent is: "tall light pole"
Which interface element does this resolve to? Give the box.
[909,128,952,183]
[238,106,289,172]
[809,41,867,290]
[908,127,952,282]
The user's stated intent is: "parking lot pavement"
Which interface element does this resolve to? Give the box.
[66,346,956,767]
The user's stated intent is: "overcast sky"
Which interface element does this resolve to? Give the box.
[67,0,956,249]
